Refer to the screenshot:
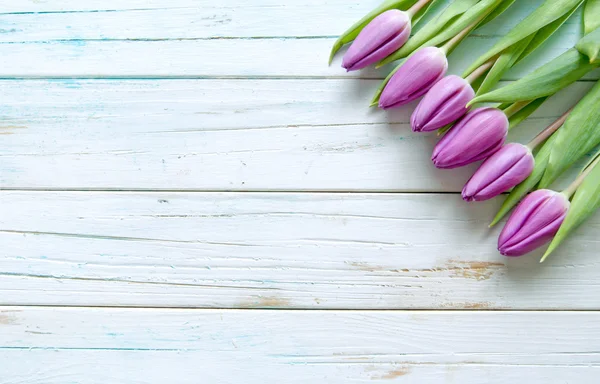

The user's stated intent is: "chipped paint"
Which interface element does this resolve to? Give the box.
[0,125,26,135]
[347,260,505,281]
[332,353,371,361]
[461,302,494,310]
[441,302,495,310]
[239,295,290,308]
[348,261,386,272]
[373,366,412,380]
[445,260,505,281]
[0,313,17,325]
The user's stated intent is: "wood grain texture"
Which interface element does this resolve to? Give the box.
[0,0,564,41]
[0,0,597,79]
[1,0,599,382]
[2,191,600,309]
[1,1,379,39]
[0,307,599,383]
[0,80,593,191]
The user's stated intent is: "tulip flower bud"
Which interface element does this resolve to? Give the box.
[462,143,535,202]
[411,75,475,132]
[342,10,411,72]
[378,47,448,109]
[498,189,570,257]
[431,107,508,169]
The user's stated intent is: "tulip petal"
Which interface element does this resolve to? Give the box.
[411,75,474,132]
[503,195,568,248]
[498,190,569,256]
[544,150,600,259]
[462,143,534,201]
[346,25,411,71]
[329,0,416,64]
[342,10,411,71]
[500,213,566,256]
[380,0,509,67]
[431,107,508,169]
[379,47,448,109]
[498,190,550,247]
[490,133,558,227]
[475,152,534,200]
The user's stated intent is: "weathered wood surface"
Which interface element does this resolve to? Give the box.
[0,0,597,79]
[0,308,599,383]
[1,0,599,382]
[0,80,593,191]
[2,191,600,309]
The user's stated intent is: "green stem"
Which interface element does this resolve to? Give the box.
[562,154,600,199]
[440,20,478,54]
[440,1,500,55]
[465,58,496,84]
[526,107,573,150]
[503,100,532,119]
[406,0,433,18]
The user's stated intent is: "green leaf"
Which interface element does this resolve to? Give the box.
[377,0,480,66]
[538,80,600,188]
[468,9,577,97]
[464,0,585,77]
[490,133,558,227]
[584,0,600,35]
[412,0,444,25]
[580,146,600,172]
[507,97,548,130]
[576,25,600,64]
[542,150,600,261]
[477,0,517,27]
[436,121,455,135]
[417,0,505,51]
[475,34,534,96]
[514,3,581,65]
[470,48,598,105]
[328,0,416,65]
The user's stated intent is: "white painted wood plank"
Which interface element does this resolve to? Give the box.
[2,192,600,309]
[0,1,372,39]
[0,79,592,191]
[1,35,596,79]
[1,0,363,14]
[0,308,599,383]
[0,0,595,79]
[1,0,203,13]
[0,0,567,40]
[2,350,597,384]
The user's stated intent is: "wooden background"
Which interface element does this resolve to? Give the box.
[1,0,599,382]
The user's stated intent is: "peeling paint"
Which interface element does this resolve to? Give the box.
[0,314,18,325]
[347,260,505,281]
[348,261,386,272]
[373,366,411,380]
[0,125,27,134]
[239,295,290,308]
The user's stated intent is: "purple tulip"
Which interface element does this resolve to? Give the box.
[411,75,474,132]
[462,143,534,202]
[342,10,411,72]
[379,47,448,109]
[498,189,570,257]
[431,107,508,169]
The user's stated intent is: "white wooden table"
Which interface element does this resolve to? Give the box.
[1,1,599,382]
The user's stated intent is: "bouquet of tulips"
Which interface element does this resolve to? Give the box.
[330,0,600,260]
